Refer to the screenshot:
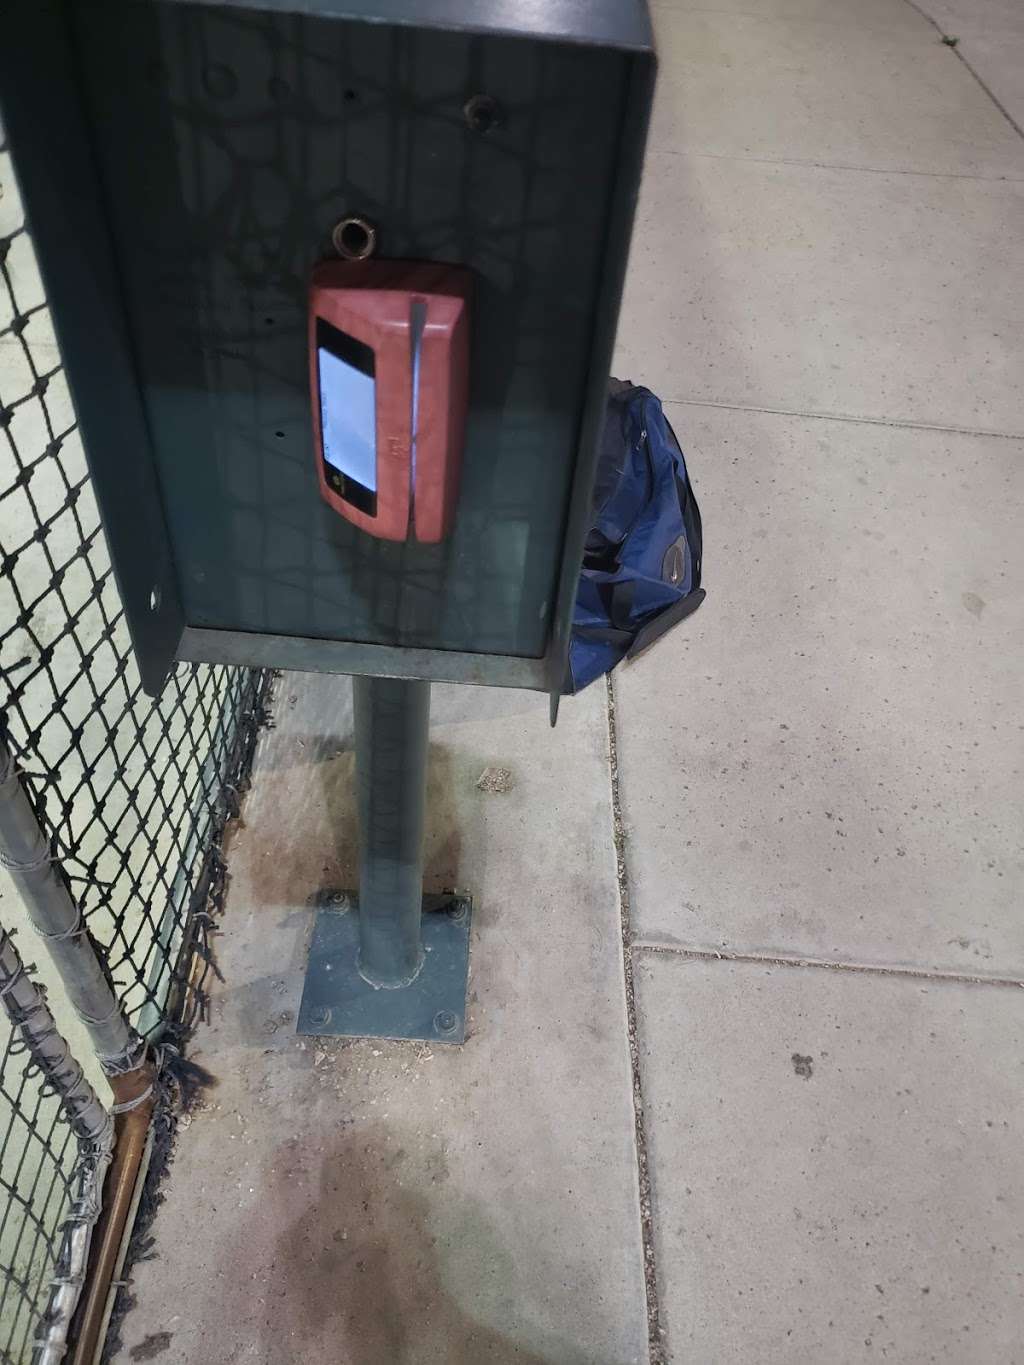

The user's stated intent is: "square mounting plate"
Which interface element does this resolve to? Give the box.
[297,893,472,1044]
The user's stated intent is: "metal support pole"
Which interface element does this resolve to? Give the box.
[353,674,430,988]
[297,674,472,1043]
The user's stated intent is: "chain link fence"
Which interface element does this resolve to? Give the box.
[0,994,82,1365]
[0,132,273,1360]
[0,925,115,1365]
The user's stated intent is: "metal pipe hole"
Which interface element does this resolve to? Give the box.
[332,216,377,261]
[463,94,502,134]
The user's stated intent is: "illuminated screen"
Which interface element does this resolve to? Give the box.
[316,319,376,513]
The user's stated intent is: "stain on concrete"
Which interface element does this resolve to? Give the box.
[265,1126,562,1363]
[961,591,985,618]
[791,1053,814,1080]
[948,935,993,959]
[128,1333,173,1361]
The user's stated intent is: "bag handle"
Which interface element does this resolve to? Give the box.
[576,587,706,658]
[626,589,706,660]
[662,411,703,586]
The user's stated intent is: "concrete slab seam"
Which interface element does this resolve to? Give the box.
[660,396,1024,442]
[634,941,1024,990]
[902,0,1024,139]
[654,147,1024,184]
[606,675,666,1365]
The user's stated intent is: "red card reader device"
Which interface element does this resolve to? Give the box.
[309,259,471,543]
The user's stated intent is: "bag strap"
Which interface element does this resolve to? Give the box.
[574,624,634,648]
[662,412,703,587]
[597,578,637,633]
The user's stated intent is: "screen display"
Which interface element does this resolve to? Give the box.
[316,319,376,515]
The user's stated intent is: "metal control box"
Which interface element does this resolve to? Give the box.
[1,0,655,698]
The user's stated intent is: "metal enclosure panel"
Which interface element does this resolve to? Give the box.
[69,2,632,663]
[176,624,546,686]
[3,0,654,695]
[0,2,185,696]
[545,47,655,697]
[162,0,655,50]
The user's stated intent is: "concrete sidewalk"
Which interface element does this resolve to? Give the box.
[113,0,1024,1360]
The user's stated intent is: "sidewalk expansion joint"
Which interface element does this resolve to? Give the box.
[661,396,1024,442]
[655,146,1024,185]
[606,676,668,1365]
[633,941,1024,990]
[901,0,1024,142]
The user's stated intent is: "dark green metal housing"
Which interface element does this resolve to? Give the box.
[1,0,654,700]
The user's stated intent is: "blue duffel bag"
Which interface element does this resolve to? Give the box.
[567,381,705,693]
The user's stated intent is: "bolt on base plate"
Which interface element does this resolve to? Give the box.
[297,893,472,1043]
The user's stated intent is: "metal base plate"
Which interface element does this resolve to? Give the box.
[297,894,472,1044]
